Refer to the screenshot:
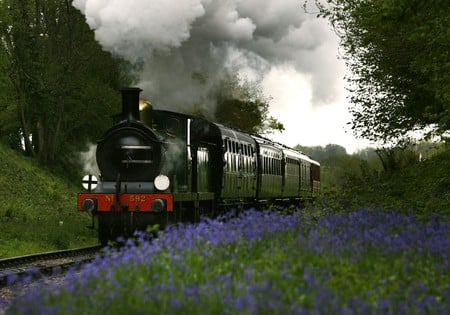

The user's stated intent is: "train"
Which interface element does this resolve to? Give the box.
[77,87,320,245]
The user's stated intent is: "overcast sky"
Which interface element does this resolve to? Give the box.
[72,0,372,153]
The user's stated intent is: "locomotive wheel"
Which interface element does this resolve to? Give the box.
[97,214,123,246]
[98,216,111,246]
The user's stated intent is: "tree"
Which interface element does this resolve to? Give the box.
[295,144,347,161]
[306,0,450,145]
[215,73,284,134]
[0,45,20,147]
[0,0,132,169]
[295,143,382,192]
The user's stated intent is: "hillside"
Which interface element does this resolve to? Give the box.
[0,143,97,258]
[321,147,450,218]
[378,148,450,216]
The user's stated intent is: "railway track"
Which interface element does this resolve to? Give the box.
[0,245,102,288]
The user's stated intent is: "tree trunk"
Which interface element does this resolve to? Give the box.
[49,95,66,165]
[37,117,48,164]
[18,97,35,157]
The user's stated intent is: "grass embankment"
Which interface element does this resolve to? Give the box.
[320,148,450,217]
[0,143,97,258]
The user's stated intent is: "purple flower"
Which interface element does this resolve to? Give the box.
[4,207,448,314]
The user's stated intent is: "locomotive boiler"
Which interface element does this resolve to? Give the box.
[78,87,320,245]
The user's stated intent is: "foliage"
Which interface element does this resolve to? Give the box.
[0,0,132,171]
[373,140,447,172]
[295,144,349,161]
[4,209,448,314]
[0,142,97,258]
[314,147,450,217]
[296,143,383,192]
[214,73,284,135]
[374,143,418,172]
[306,0,450,145]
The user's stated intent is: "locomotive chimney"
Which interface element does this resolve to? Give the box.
[121,87,142,121]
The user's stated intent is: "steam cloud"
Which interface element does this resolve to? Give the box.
[72,0,340,113]
[80,143,100,175]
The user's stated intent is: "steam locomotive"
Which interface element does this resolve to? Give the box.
[78,87,320,245]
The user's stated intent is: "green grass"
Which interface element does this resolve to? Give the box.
[317,147,450,218]
[0,143,97,258]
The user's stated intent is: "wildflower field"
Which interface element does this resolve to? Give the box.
[3,208,449,314]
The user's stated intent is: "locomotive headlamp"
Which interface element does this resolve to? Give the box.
[82,198,97,212]
[154,174,170,191]
[152,199,165,213]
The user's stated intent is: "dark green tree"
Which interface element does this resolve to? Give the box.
[295,143,382,192]
[0,0,131,169]
[215,73,284,134]
[295,144,347,161]
[0,44,19,147]
[306,0,450,145]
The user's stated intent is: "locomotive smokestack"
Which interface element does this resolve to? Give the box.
[121,87,142,121]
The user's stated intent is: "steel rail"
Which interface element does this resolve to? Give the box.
[0,245,102,287]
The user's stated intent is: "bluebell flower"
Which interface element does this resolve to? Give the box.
[4,207,449,314]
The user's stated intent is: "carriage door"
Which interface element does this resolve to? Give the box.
[196,145,211,193]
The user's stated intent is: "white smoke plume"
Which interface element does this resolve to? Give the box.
[79,143,100,175]
[72,0,340,113]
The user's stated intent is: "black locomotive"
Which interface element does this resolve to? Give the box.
[78,87,320,245]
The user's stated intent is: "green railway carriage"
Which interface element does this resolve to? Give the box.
[281,147,303,198]
[218,125,258,203]
[279,146,321,200]
[148,111,260,209]
[253,136,284,200]
[141,108,320,210]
